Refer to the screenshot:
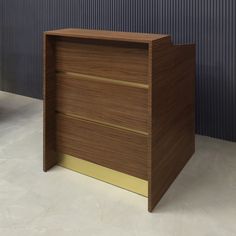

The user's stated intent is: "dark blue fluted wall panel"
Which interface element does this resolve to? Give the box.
[0,0,235,141]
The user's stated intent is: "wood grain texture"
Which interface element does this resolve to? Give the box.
[148,39,195,212]
[43,35,57,171]
[46,28,168,43]
[56,114,148,180]
[55,38,148,84]
[44,29,195,212]
[56,73,148,133]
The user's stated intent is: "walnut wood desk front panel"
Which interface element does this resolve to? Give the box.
[44,28,195,212]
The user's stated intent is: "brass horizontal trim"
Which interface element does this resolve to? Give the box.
[58,153,148,197]
[57,111,149,136]
[56,71,149,89]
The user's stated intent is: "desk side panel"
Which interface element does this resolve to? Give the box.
[43,35,57,171]
[149,40,195,211]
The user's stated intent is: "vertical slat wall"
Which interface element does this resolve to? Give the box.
[0,0,235,141]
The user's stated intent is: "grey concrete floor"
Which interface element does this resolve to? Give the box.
[0,91,236,236]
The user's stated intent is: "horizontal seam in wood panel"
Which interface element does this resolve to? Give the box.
[56,111,149,136]
[56,71,149,89]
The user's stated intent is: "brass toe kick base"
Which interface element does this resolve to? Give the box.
[58,153,148,197]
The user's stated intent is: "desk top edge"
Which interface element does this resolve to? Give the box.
[45,28,170,43]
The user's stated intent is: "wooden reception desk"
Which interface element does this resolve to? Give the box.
[43,28,195,212]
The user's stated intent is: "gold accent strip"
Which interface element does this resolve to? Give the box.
[57,111,149,136]
[58,153,148,197]
[57,71,149,89]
